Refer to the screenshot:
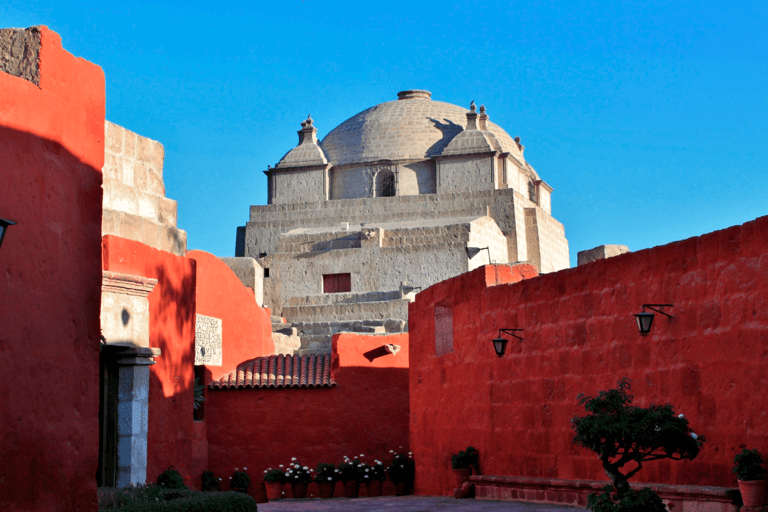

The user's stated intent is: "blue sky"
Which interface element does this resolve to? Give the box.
[3,0,767,267]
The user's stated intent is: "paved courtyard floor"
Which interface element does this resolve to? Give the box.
[258,496,584,511]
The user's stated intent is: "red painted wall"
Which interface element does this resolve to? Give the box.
[186,250,274,383]
[102,235,200,487]
[410,216,768,496]
[206,332,409,496]
[0,27,104,512]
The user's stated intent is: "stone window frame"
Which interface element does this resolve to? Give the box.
[374,168,397,198]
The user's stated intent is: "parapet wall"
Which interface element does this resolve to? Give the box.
[409,215,768,497]
[102,121,187,255]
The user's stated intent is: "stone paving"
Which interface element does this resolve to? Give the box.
[258,496,585,511]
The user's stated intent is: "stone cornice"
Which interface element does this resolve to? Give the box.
[101,270,157,297]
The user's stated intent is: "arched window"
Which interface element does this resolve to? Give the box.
[376,170,396,197]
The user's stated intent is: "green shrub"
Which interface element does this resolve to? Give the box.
[313,463,337,484]
[201,470,220,492]
[230,470,250,491]
[386,450,415,485]
[587,485,668,512]
[451,446,478,469]
[157,468,187,489]
[113,491,258,512]
[733,449,767,481]
[98,485,194,510]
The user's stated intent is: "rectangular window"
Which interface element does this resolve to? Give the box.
[323,273,351,293]
[264,268,270,278]
[434,303,453,355]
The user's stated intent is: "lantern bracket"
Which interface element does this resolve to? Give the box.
[642,304,674,321]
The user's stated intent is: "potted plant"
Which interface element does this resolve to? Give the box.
[450,446,478,488]
[734,448,767,507]
[366,459,386,497]
[263,467,285,500]
[285,459,313,499]
[231,468,250,493]
[314,463,337,499]
[386,449,415,496]
[338,456,363,498]
[201,470,219,492]
[157,467,187,489]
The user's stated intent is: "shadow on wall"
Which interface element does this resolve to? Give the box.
[150,261,196,399]
[1,125,104,510]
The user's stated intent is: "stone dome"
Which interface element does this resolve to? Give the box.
[319,90,524,166]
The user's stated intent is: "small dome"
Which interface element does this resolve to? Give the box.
[319,91,522,166]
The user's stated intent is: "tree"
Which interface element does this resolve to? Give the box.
[572,378,705,510]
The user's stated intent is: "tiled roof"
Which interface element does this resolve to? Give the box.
[209,354,336,389]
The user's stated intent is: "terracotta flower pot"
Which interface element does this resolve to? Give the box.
[739,479,767,507]
[452,467,472,488]
[394,481,407,496]
[265,481,283,500]
[318,481,335,498]
[343,480,359,498]
[367,479,383,496]
[292,482,308,499]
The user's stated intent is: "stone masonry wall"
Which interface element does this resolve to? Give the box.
[245,188,559,272]
[102,121,187,255]
[409,215,768,496]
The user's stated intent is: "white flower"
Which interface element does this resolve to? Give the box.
[328,477,332,481]
[365,475,369,478]
[360,454,365,457]
[279,465,284,468]
[408,452,413,455]
[292,457,297,461]
[400,465,404,468]
[389,450,394,453]
[295,475,299,479]
[691,432,698,439]
[399,446,403,449]
[655,426,660,431]
[365,469,369,472]
[218,478,222,481]
[244,467,247,470]
[678,414,684,418]
[229,477,232,479]
[264,470,268,474]
[303,466,309,470]
[235,468,239,471]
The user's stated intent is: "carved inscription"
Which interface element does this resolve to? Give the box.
[195,315,222,365]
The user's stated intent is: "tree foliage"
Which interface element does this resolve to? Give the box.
[572,378,705,500]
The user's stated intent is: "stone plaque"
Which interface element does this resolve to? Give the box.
[195,314,222,365]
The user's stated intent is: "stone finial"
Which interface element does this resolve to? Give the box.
[297,114,318,145]
[466,101,478,130]
[514,136,524,153]
[478,105,488,131]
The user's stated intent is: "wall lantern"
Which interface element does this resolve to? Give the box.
[466,246,494,264]
[0,218,16,251]
[634,304,674,337]
[491,328,524,357]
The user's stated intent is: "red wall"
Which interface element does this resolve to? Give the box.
[0,27,104,512]
[186,250,274,383]
[410,216,768,496]
[102,235,200,487]
[206,332,409,496]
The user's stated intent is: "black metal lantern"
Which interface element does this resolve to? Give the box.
[492,328,524,357]
[0,218,16,251]
[634,304,673,336]
[466,246,494,264]
[634,312,655,337]
[492,337,508,357]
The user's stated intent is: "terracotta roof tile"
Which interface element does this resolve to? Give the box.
[210,354,337,390]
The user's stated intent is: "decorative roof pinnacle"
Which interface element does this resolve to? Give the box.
[478,105,488,131]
